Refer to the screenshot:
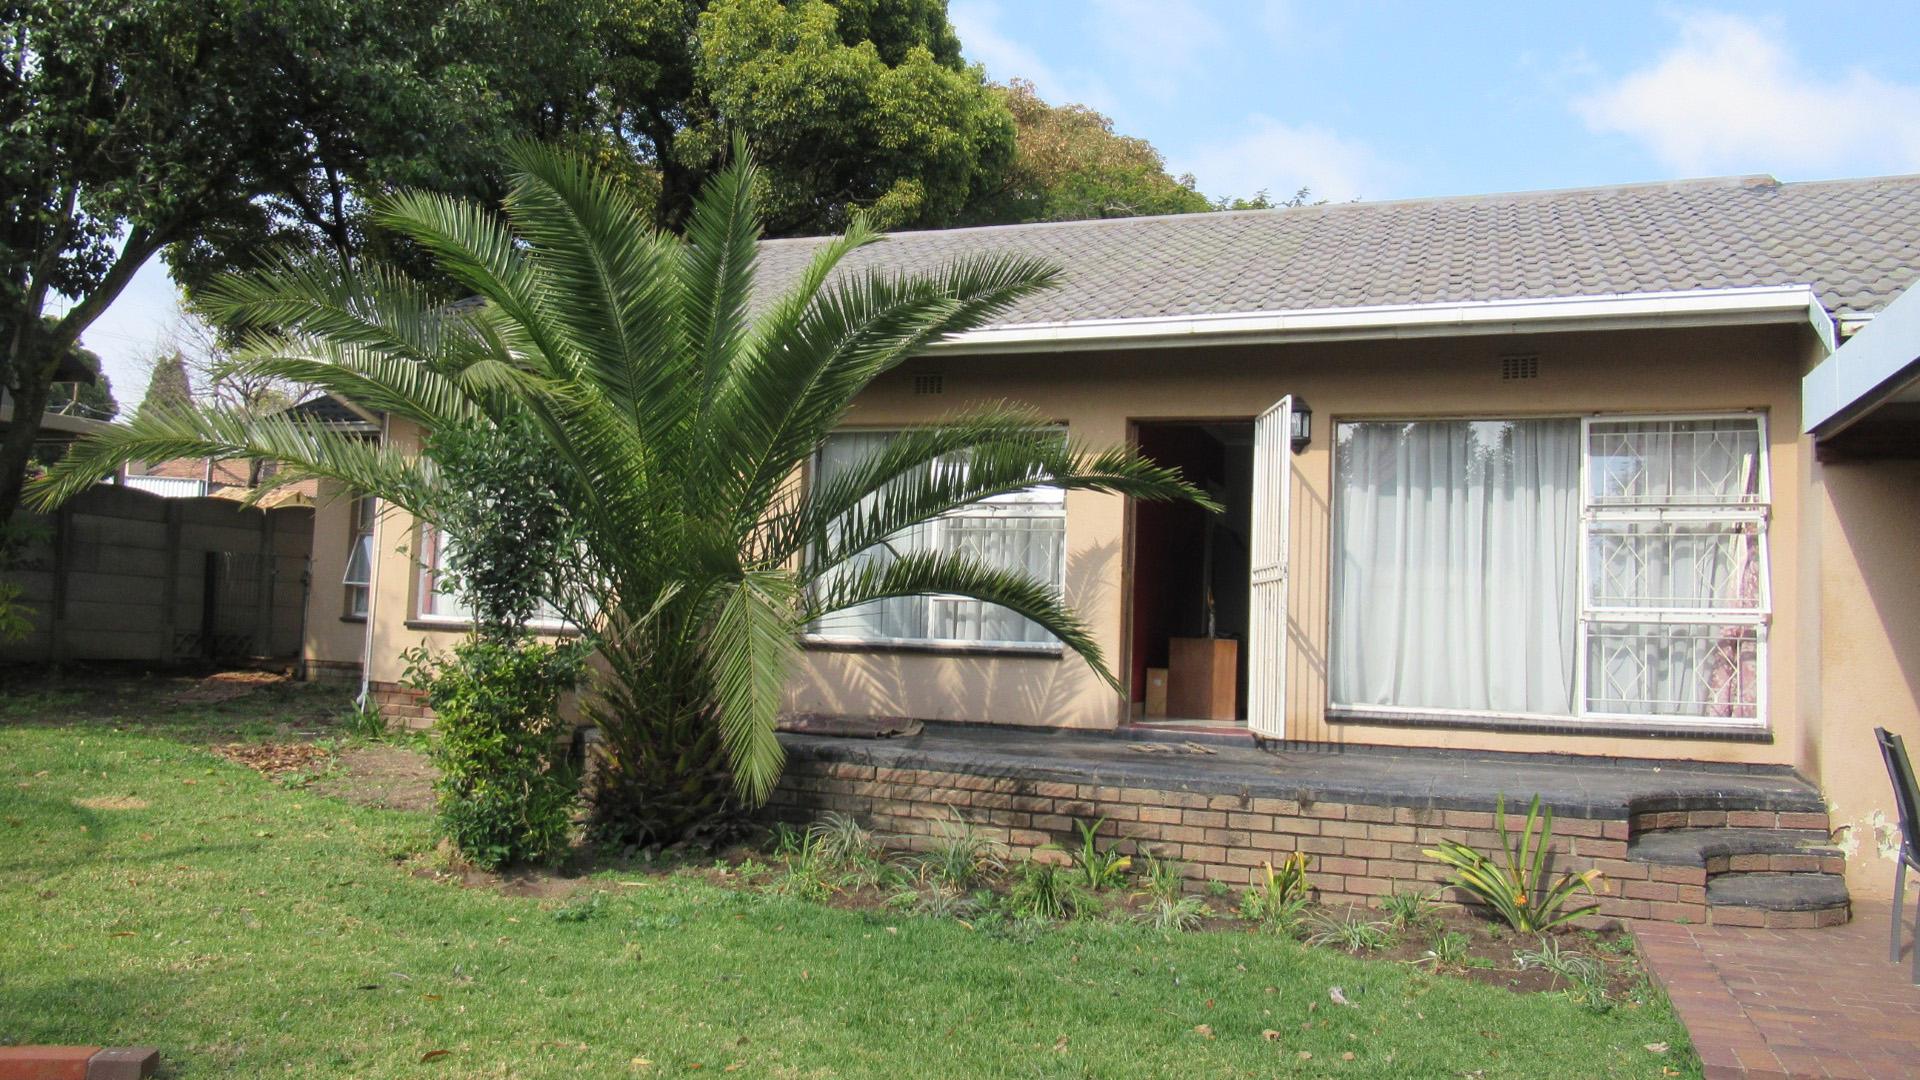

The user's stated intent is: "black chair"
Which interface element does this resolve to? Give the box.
[1874,727,1920,984]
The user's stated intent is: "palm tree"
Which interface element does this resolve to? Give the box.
[31,144,1209,844]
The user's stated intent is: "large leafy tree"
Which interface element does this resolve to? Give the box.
[971,79,1213,224]
[595,0,1013,235]
[0,0,598,525]
[33,145,1208,844]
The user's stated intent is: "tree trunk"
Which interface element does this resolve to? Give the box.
[0,373,54,526]
[582,643,746,849]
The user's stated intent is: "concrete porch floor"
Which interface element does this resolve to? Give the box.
[781,722,1826,820]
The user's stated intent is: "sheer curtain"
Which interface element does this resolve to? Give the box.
[1583,418,1765,719]
[1331,419,1581,716]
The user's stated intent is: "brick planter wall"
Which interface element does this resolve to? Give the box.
[368,680,434,729]
[299,659,362,685]
[766,755,1683,924]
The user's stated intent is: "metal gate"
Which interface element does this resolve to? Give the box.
[201,551,265,660]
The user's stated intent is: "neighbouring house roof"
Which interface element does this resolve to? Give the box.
[756,173,1920,330]
[285,392,380,431]
[1803,270,1920,458]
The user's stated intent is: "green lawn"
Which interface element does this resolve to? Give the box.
[0,696,1697,1078]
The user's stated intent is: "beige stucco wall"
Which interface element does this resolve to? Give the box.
[325,316,1920,903]
[1808,458,1920,898]
[337,321,1920,858]
[787,323,1822,769]
[302,478,370,674]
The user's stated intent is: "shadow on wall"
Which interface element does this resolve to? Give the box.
[1828,462,1920,714]
[791,540,1120,726]
[1287,468,1334,746]
[1823,460,1920,880]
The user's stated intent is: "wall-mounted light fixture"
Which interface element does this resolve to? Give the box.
[1290,397,1313,452]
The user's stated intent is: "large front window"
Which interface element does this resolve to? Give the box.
[1330,414,1767,725]
[806,430,1066,649]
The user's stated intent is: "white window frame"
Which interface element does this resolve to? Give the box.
[801,428,1068,653]
[1326,410,1771,729]
[343,494,375,618]
[414,524,574,631]
[1576,412,1770,728]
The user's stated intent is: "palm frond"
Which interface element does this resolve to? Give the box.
[803,551,1116,689]
[778,422,1215,577]
[367,188,575,382]
[28,407,436,514]
[500,142,689,428]
[703,569,800,802]
[723,254,1061,519]
[681,140,763,414]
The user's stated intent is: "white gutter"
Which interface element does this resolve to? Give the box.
[356,412,390,709]
[932,284,1836,356]
[1803,279,1920,436]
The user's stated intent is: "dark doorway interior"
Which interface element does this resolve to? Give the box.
[1129,421,1254,720]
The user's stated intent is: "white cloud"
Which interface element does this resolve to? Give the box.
[949,0,1116,112]
[1574,11,1920,176]
[1087,0,1223,101]
[1175,117,1388,204]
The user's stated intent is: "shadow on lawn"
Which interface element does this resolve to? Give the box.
[0,664,355,743]
[0,972,189,1076]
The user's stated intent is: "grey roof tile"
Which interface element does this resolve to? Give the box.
[755,174,1920,326]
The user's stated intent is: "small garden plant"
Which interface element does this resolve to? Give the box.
[1422,794,1605,932]
[1069,817,1132,891]
[1305,907,1394,953]
[1134,849,1206,931]
[1010,856,1098,921]
[1238,853,1312,935]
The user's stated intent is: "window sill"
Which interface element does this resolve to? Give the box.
[801,635,1064,659]
[340,615,367,624]
[404,618,583,638]
[1325,707,1772,743]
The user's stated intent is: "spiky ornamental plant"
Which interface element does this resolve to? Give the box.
[30,142,1210,846]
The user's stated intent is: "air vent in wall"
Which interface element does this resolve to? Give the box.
[913,373,945,395]
[1500,354,1540,380]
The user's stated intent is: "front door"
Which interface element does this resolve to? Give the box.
[1246,396,1293,738]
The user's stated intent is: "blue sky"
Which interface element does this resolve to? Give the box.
[78,2,1920,404]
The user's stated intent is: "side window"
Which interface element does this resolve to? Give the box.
[343,495,374,618]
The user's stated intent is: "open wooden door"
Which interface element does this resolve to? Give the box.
[1246,396,1293,739]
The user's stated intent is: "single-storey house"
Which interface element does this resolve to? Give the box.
[301,172,1920,917]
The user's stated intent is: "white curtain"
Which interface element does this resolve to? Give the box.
[810,431,1063,645]
[1331,419,1580,716]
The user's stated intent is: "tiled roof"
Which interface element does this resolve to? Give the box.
[754,174,1920,325]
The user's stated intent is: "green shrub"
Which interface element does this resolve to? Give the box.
[407,637,586,870]
[1422,794,1604,933]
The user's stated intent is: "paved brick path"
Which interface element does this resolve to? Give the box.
[1637,899,1920,1078]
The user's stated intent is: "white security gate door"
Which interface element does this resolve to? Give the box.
[1246,396,1294,739]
